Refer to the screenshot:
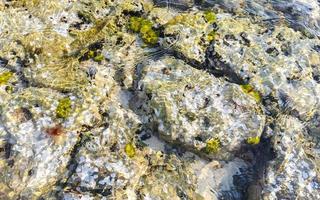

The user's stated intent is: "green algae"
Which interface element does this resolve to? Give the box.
[70,19,109,51]
[205,138,220,154]
[0,72,13,85]
[19,31,88,92]
[16,88,58,110]
[207,30,216,41]
[204,11,216,23]
[241,84,262,102]
[129,16,159,45]
[9,0,40,8]
[77,10,95,24]
[56,97,72,119]
[247,136,260,145]
[125,142,136,158]
[93,54,104,62]
[185,111,197,121]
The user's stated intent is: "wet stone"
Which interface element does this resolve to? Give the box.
[138,56,265,159]
[0,0,320,199]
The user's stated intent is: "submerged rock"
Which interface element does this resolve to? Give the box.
[153,0,194,10]
[0,0,320,199]
[214,15,320,121]
[138,57,265,159]
[263,116,320,199]
[160,10,217,62]
[0,88,80,199]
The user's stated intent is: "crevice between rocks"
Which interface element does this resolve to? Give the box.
[156,42,246,85]
[235,122,276,200]
[52,131,91,198]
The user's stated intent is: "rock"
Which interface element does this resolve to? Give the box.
[153,0,194,10]
[138,56,265,159]
[193,158,250,200]
[158,10,217,62]
[0,0,320,199]
[0,88,80,199]
[214,15,320,121]
[263,116,320,199]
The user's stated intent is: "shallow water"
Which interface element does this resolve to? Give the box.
[0,0,319,199]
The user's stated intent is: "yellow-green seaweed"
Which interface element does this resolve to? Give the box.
[125,143,136,158]
[129,16,143,33]
[0,72,13,85]
[207,30,216,41]
[240,84,261,102]
[247,136,260,145]
[141,29,159,45]
[93,54,104,62]
[205,138,220,153]
[129,16,158,45]
[5,85,14,93]
[88,50,95,58]
[204,11,216,23]
[56,97,72,119]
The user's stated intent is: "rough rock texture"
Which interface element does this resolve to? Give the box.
[0,88,80,199]
[214,14,320,129]
[0,0,320,199]
[263,116,320,200]
[138,57,265,158]
[160,10,216,62]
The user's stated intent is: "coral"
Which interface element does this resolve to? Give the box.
[161,10,217,62]
[56,97,72,119]
[141,57,265,158]
[1,1,319,199]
